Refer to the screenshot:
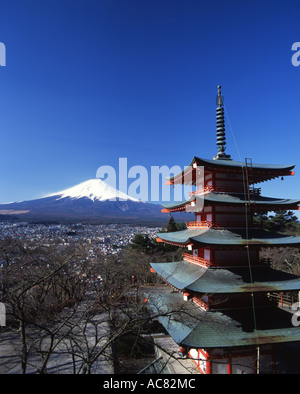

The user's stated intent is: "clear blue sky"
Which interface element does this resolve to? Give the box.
[0,0,300,208]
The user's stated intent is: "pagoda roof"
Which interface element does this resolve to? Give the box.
[162,192,300,212]
[147,291,300,348]
[167,156,295,185]
[150,260,300,294]
[156,227,300,247]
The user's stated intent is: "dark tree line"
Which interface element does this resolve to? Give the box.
[254,210,299,233]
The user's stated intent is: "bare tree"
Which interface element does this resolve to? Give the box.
[0,238,179,374]
[0,237,226,375]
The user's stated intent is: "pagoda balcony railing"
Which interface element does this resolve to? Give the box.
[186,221,249,229]
[189,185,213,197]
[182,252,211,268]
[249,186,261,195]
[188,185,261,196]
[192,297,208,311]
[186,221,211,228]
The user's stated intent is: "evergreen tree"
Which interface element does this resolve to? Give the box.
[166,216,177,232]
[129,233,154,253]
[254,210,299,232]
[267,210,299,232]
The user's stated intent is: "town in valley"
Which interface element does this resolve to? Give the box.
[0,221,161,257]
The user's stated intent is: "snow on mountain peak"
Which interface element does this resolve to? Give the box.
[49,179,141,202]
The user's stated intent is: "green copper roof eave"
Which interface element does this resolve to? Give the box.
[147,292,300,348]
[157,228,200,245]
[167,156,295,184]
[162,196,194,210]
[157,228,300,247]
[181,309,300,348]
[162,192,300,210]
[193,156,295,171]
[150,260,300,293]
[150,260,203,291]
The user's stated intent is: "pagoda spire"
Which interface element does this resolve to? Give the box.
[213,85,231,160]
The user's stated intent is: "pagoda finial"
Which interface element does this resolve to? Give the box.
[213,85,231,160]
[217,85,223,107]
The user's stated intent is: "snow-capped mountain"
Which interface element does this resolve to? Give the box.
[48,178,141,203]
[0,178,192,224]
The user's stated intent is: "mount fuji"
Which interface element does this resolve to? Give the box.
[0,179,191,224]
[48,178,142,203]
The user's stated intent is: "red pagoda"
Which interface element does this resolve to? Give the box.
[149,86,300,374]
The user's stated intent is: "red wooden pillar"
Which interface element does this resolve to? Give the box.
[206,350,212,374]
[227,354,232,374]
[206,359,212,374]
